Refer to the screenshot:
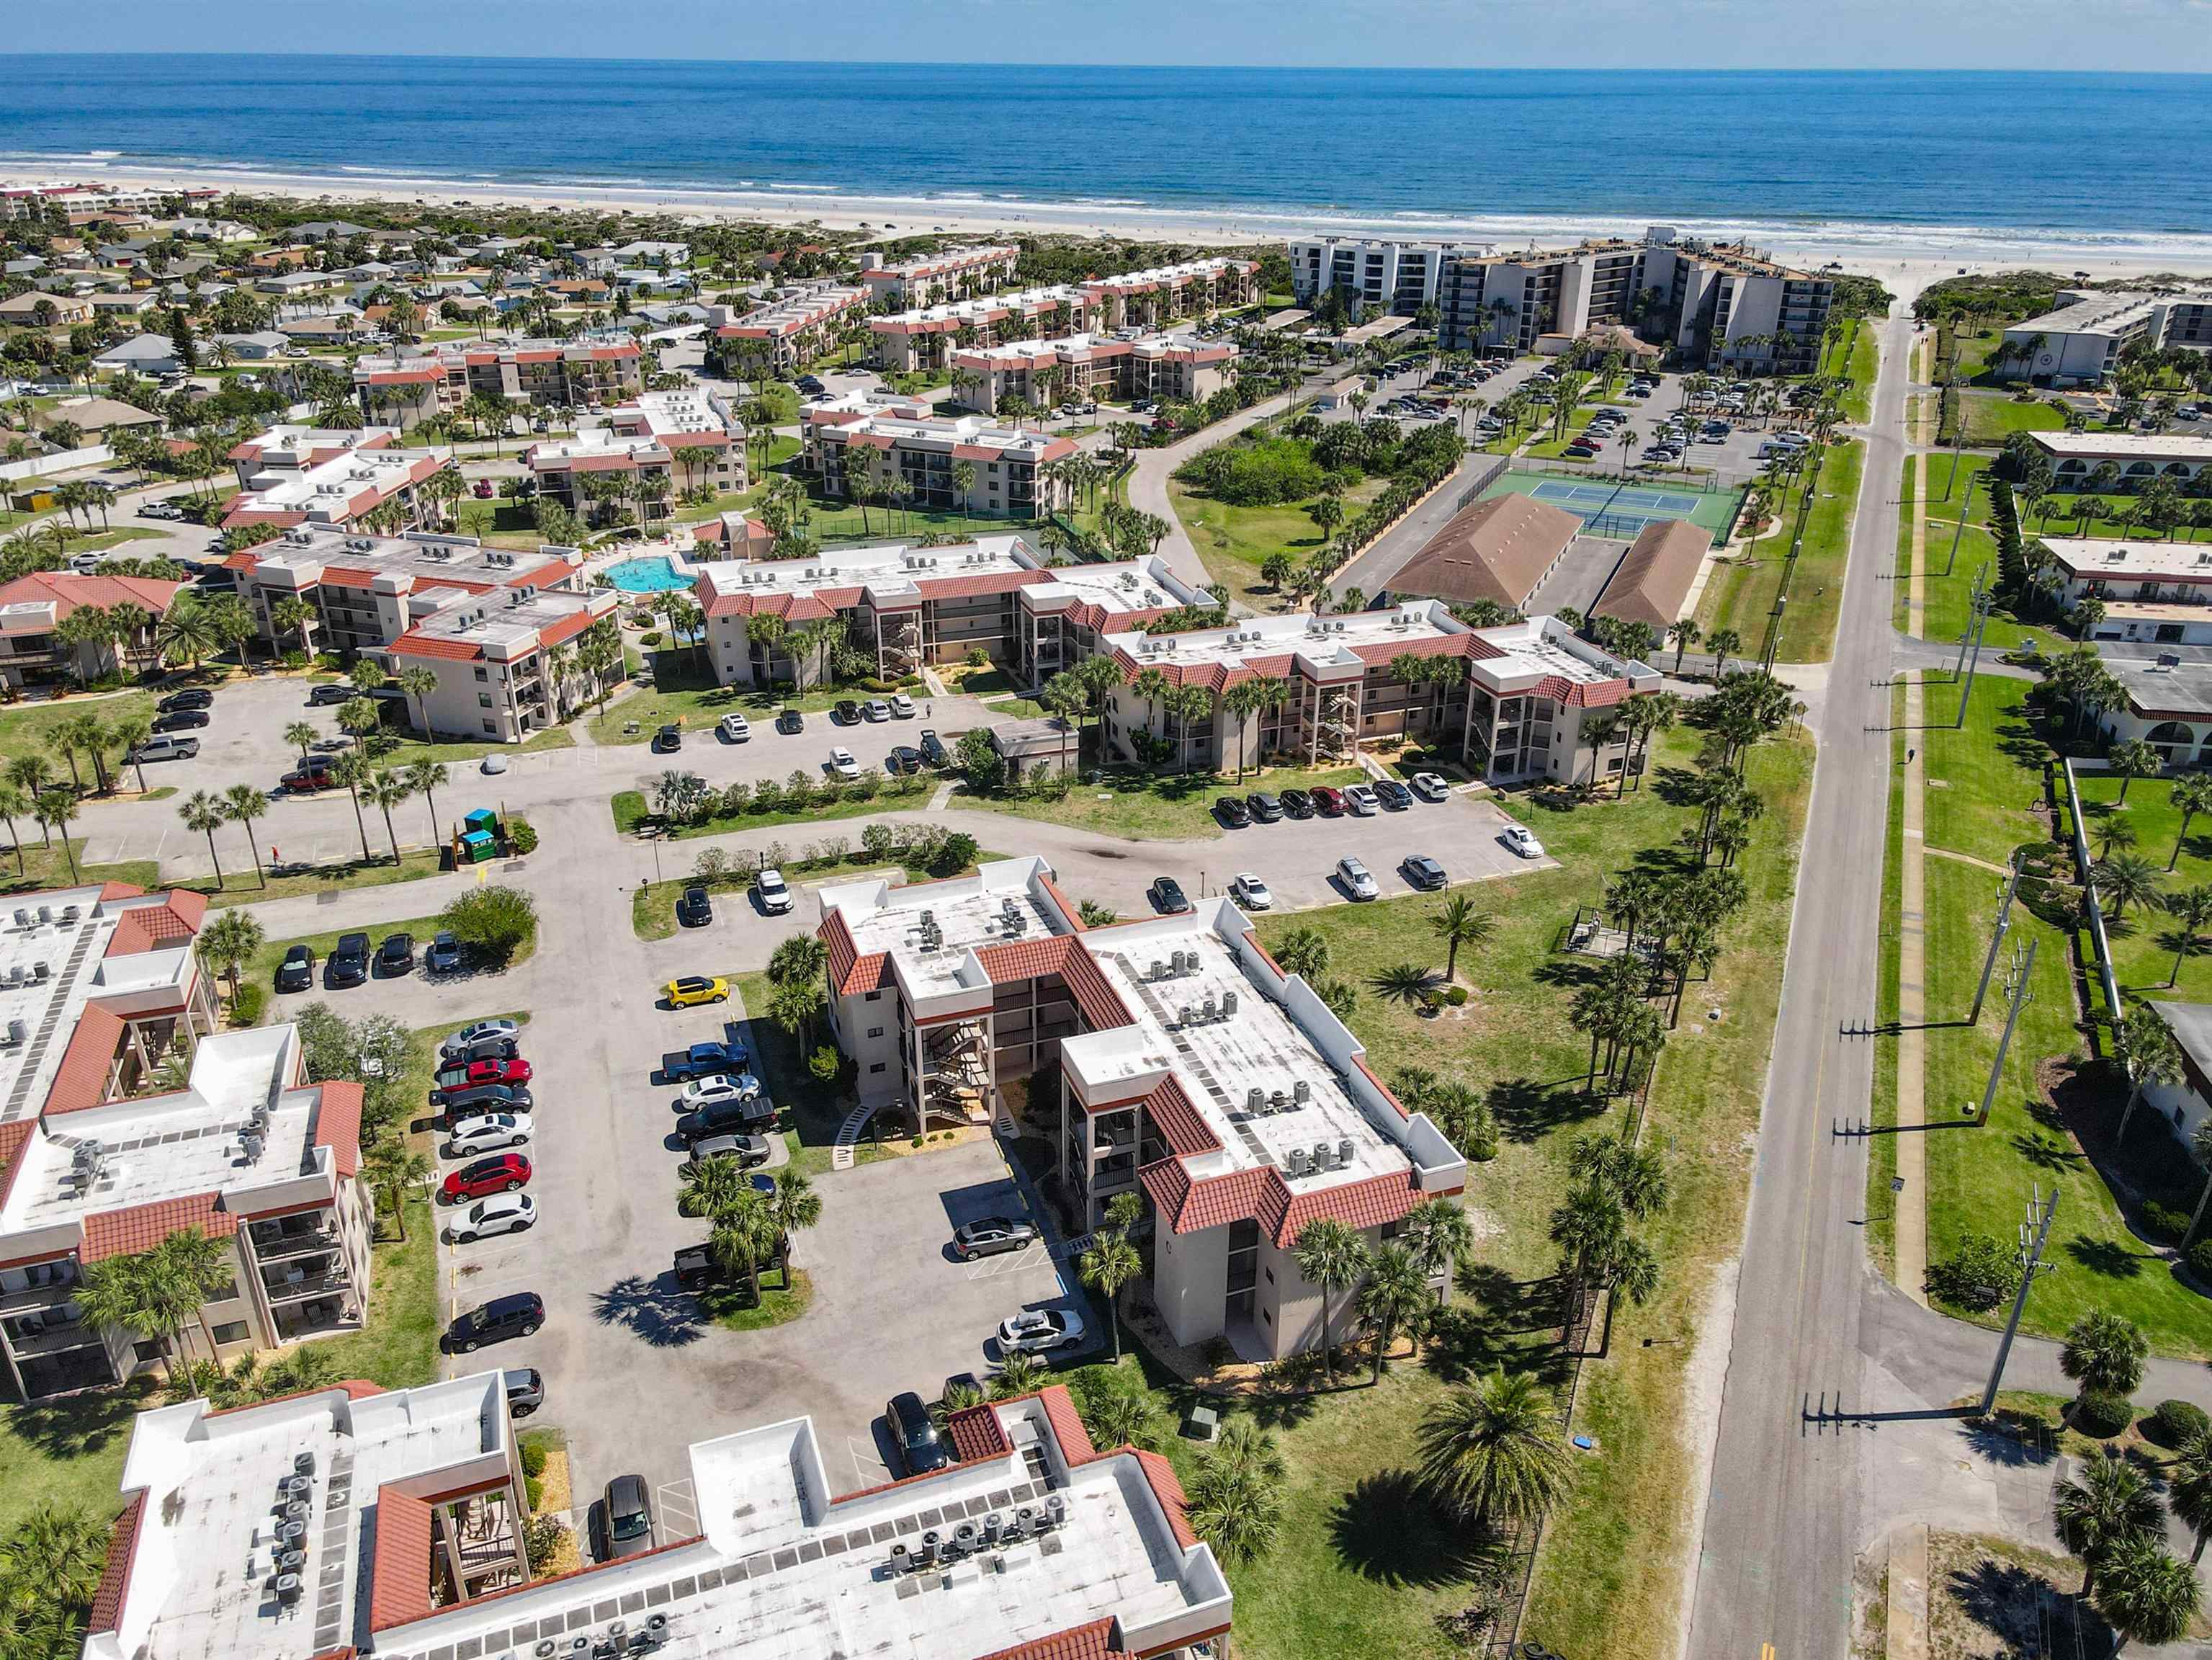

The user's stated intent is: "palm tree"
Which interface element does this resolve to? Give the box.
[2095,1540,2200,1652]
[1706,627,1741,679]
[34,788,78,880]
[179,789,229,890]
[2181,1118,2212,1251]
[764,1168,821,1283]
[2056,1450,2167,1602]
[220,782,270,888]
[364,769,413,864]
[1290,1217,1370,1380]
[990,1350,1047,1399]
[395,664,439,737]
[1080,1388,1160,1452]
[0,1504,112,1611]
[1355,1242,1430,1381]
[0,784,27,878]
[283,721,320,767]
[406,759,449,846]
[2168,885,2212,986]
[2110,738,2162,803]
[2170,772,2212,868]
[363,1139,431,1241]
[111,715,153,793]
[1402,1196,1475,1290]
[195,909,264,1007]
[1078,1228,1142,1362]
[707,1192,783,1308]
[2092,851,2163,922]
[1430,894,1492,983]
[1368,960,1445,1012]
[1274,926,1330,981]
[326,753,374,865]
[156,1226,236,1362]
[2167,1440,2212,1566]
[1184,1421,1286,1563]
[1413,1368,1577,1530]
[2059,1311,2149,1414]
[2115,999,2183,1141]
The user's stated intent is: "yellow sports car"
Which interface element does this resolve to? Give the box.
[665,976,730,1009]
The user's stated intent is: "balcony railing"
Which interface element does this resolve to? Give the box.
[252,1224,337,1261]
[263,1262,351,1304]
[4,1318,105,1359]
[0,1276,81,1315]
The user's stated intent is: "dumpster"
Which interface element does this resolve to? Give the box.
[458,829,496,864]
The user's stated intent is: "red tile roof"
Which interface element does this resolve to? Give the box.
[944,1403,1013,1463]
[823,909,891,996]
[80,1192,236,1262]
[971,1617,1121,1660]
[387,634,483,661]
[104,892,207,957]
[1139,1157,1421,1251]
[0,1120,33,1210]
[1139,1074,1222,1159]
[313,1080,364,1177]
[86,1488,148,1635]
[43,1004,125,1115]
[367,1488,436,1633]
[0,571,184,621]
[203,1378,383,1417]
[1038,1383,1096,1464]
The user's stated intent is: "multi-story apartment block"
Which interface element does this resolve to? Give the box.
[1286,236,1479,315]
[2034,534,2212,615]
[220,442,452,537]
[867,285,1089,375]
[223,525,582,657]
[713,283,868,372]
[0,571,183,691]
[526,388,746,522]
[386,583,623,743]
[1998,290,2212,385]
[351,339,645,425]
[227,423,401,488]
[800,393,1078,520]
[1078,256,1261,334]
[859,242,1021,308]
[949,332,1237,414]
[1098,604,1657,785]
[1438,237,1835,374]
[82,1373,1227,1660]
[0,888,380,1400]
[818,858,1466,1360]
[2028,429,2212,488]
[694,533,1203,687]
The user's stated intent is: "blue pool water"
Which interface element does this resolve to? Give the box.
[604,556,690,594]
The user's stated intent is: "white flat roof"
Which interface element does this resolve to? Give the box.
[0,1029,317,1235]
[0,892,127,1125]
[1471,616,1647,687]
[2033,431,2212,462]
[823,858,1068,999]
[699,532,1034,602]
[244,527,567,592]
[1075,909,1410,1187]
[232,446,445,522]
[1023,556,1204,618]
[2043,536,2212,581]
[2007,293,2161,338]
[876,282,1082,329]
[1114,599,1468,674]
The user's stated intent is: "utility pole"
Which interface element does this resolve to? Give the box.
[1974,936,2037,1125]
[1954,596,1991,731]
[1969,856,2023,1025]
[1942,470,1979,578]
[1951,567,1987,681]
[1980,1184,2060,1417]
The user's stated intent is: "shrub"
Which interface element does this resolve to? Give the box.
[1925,1231,2021,1312]
[520,1440,550,1479]
[507,818,538,856]
[2073,1388,2134,1439]
[525,1473,544,1512]
[230,983,266,1026]
[281,649,308,669]
[2141,1201,2190,1244]
[640,630,663,647]
[1444,985,1469,1007]
[439,884,538,966]
[2190,1237,2212,1283]
[2148,1398,2211,1448]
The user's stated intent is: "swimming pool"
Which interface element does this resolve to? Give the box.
[604,555,691,594]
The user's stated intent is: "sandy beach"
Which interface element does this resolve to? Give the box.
[12,157,2212,303]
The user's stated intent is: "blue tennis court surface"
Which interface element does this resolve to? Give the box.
[1528,480,1702,515]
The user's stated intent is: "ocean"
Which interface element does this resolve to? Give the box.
[3,57,2209,254]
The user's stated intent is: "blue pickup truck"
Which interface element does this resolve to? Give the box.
[660,1040,749,1084]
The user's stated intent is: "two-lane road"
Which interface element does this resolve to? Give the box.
[1686,310,1914,1659]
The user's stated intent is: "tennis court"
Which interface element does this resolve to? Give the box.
[1480,468,1742,542]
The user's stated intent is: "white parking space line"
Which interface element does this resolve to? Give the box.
[847,1439,890,1494]
[655,1478,699,1540]
[964,1244,1057,1282]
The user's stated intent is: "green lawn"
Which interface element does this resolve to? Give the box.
[0,1383,152,1535]
[959,764,1366,842]
[371,724,576,772]
[2028,492,2212,545]
[1167,476,1389,607]
[1822,321,1877,424]
[1696,439,1864,663]
[0,839,157,899]
[1521,407,1603,461]
[191,848,449,910]
[0,690,158,768]
[1961,394,2065,447]
[730,970,887,1177]
[2072,772,2212,1003]
[1895,452,2059,655]
[1884,679,2212,1355]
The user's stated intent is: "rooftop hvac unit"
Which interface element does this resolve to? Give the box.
[1293,1079,1311,1104]
[1246,1086,1265,1113]
[4,1019,24,1048]
[1312,1141,1333,1170]
[1337,1137,1354,1166]
[31,962,48,983]
[1148,960,1166,981]
[1201,995,1218,1022]
[1221,990,1237,1017]
[241,1131,264,1162]
[36,906,51,926]
[1044,1495,1067,1530]
[1286,1148,1312,1177]
[9,909,24,929]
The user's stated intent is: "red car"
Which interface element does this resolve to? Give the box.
[452,1058,532,1089]
[441,1153,531,1202]
[1309,785,1348,817]
[473,479,495,499]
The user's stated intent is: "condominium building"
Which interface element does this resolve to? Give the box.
[694,533,1204,687]
[869,257,1259,374]
[81,1373,1227,1660]
[2090,639,2212,768]
[351,339,645,425]
[220,442,452,537]
[223,525,582,657]
[800,393,1079,520]
[713,283,868,372]
[1286,236,1480,315]
[2036,535,2212,612]
[0,888,378,1399]
[385,583,624,743]
[227,424,402,488]
[2026,430,2212,488]
[859,242,1021,307]
[526,388,746,522]
[0,571,184,691]
[1439,238,1835,374]
[949,331,1237,415]
[1998,290,2212,385]
[1098,605,1657,785]
[818,857,1466,1359]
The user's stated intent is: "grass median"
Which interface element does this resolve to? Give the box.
[1696,438,1864,664]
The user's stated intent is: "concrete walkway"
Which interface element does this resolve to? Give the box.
[1897,670,1930,1308]
[1124,390,1301,602]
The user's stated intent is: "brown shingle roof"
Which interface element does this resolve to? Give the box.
[1593,517,1711,633]
[1391,493,1582,609]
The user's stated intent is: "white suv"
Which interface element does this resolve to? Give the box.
[1343,784,1380,816]
[719,713,750,741]
[756,868,794,914]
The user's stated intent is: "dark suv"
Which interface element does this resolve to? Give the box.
[676,1094,775,1143]
[442,1291,543,1352]
[376,933,415,976]
[885,1391,950,1476]
[1215,795,1250,829]
[919,729,949,768]
[440,1081,534,1120]
[326,934,371,989]
[275,945,315,994]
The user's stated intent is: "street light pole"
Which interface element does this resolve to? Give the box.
[1981,1184,2060,1417]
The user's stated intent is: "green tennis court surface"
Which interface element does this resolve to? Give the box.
[1481,468,1742,541]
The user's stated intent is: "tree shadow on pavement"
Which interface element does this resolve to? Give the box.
[592,1273,708,1347]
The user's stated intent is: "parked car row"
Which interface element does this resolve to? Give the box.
[127,687,216,765]
[1213,772,1451,830]
[275,929,466,993]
